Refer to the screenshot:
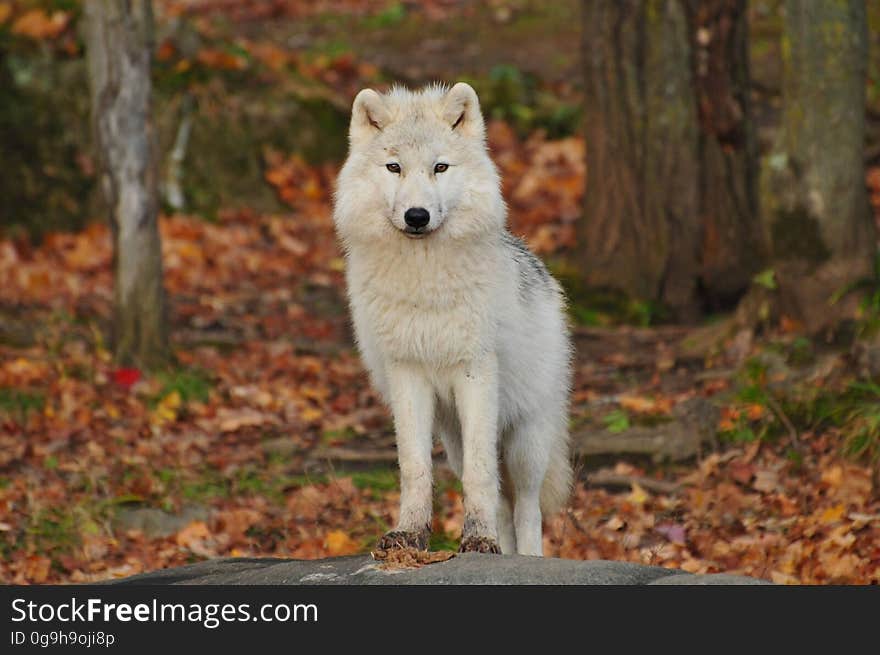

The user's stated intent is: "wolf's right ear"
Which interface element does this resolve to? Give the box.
[350,89,390,146]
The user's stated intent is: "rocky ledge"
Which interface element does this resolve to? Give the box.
[110,554,770,585]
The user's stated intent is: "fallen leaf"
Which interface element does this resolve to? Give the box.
[11,9,69,39]
[372,547,456,569]
[215,407,280,432]
[752,469,779,493]
[819,505,846,525]
[175,521,215,557]
[655,523,687,545]
[151,390,182,425]
[626,482,649,506]
[821,465,843,488]
[23,555,52,583]
[112,368,142,389]
[324,530,360,556]
[618,394,673,415]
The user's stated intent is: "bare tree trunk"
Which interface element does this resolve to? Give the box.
[580,0,761,320]
[84,0,169,369]
[760,0,874,333]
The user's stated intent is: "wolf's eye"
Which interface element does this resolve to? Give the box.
[386,163,401,174]
[434,163,449,174]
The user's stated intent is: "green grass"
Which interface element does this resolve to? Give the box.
[603,409,630,434]
[156,463,332,507]
[22,506,86,560]
[835,382,880,463]
[724,356,880,461]
[429,532,460,552]
[831,251,880,339]
[0,387,45,423]
[156,368,212,404]
[321,427,357,443]
[351,468,399,499]
[364,2,407,29]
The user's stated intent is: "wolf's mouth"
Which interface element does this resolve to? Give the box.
[402,226,431,239]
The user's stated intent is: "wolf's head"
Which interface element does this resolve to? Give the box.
[333,83,504,245]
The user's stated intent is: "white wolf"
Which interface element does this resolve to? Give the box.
[332,82,572,556]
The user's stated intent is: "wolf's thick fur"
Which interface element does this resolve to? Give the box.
[333,82,572,556]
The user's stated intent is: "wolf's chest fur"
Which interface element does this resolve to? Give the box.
[347,241,499,368]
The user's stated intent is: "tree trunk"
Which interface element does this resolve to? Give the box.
[84,0,169,369]
[685,0,764,307]
[580,0,761,320]
[760,0,874,333]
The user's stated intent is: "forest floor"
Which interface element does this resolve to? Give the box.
[2,117,879,584]
[1,0,879,584]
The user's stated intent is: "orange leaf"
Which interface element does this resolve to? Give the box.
[820,465,843,488]
[156,39,176,62]
[324,530,360,556]
[197,48,247,71]
[619,395,657,414]
[819,504,846,524]
[12,9,69,39]
[23,555,52,583]
[779,316,803,334]
[745,403,765,420]
[175,521,215,557]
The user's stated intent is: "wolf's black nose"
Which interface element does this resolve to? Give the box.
[404,207,430,228]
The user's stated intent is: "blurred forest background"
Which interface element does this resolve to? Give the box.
[1,0,880,584]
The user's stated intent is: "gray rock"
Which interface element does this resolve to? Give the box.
[112,504,210,538]
[109,554,770,585]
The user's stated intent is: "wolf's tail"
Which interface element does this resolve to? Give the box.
[539,434,573,516]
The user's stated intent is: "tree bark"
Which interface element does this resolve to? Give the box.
[760,0,874,333]
[685,0,764,307]
[84,0,169,369]
[580,0,761,320]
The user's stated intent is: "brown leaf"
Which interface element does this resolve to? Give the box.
[752,469,779,494]
[372,547,456,569]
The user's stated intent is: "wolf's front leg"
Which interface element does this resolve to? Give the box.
[378,362,435,551]
[454,355,501,554]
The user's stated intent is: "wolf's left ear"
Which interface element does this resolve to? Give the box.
[350,89,391,146]
[442,82,484,138]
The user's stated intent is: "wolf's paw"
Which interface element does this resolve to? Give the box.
[459,535,501,554]
[376,529,430,552]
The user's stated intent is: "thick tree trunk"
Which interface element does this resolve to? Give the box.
[760,0,874,333]
[580,0,761,320]
[84,1,169,369]
[685,0,764,307]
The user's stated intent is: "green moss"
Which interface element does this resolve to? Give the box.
[178,91,348,218]
[0,53,94,240]
[771,207,831,263]
[549,259,669,326]
[351,468,399,495]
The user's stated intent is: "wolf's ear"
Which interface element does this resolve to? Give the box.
[350,89,390,146]
[442,82,484,138]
